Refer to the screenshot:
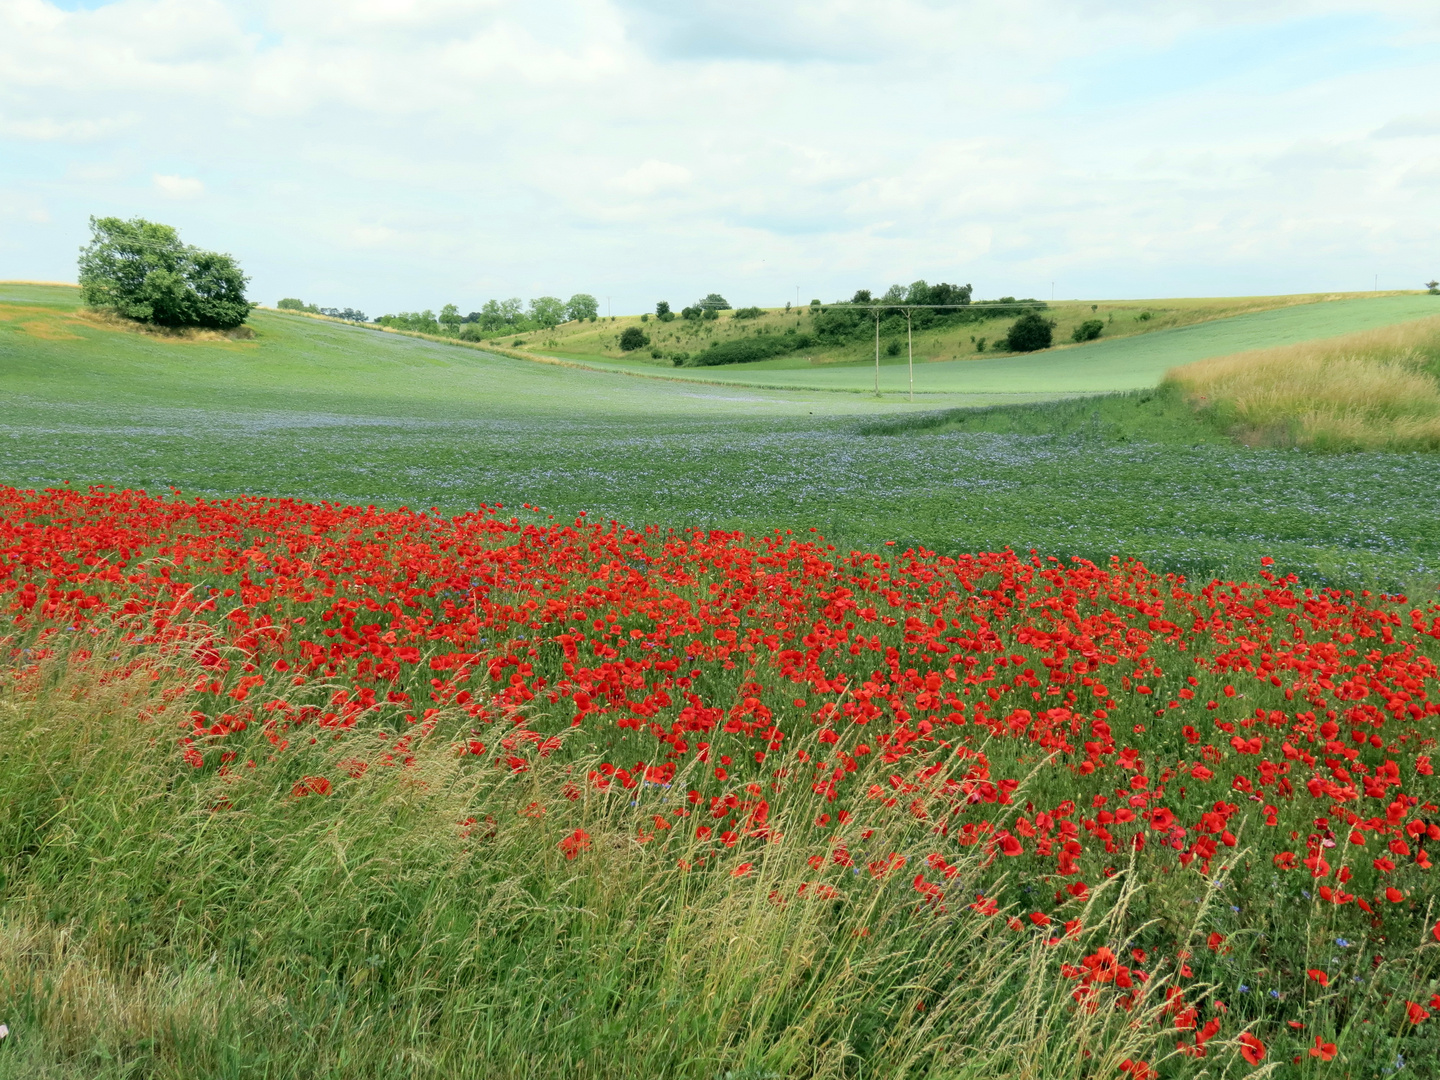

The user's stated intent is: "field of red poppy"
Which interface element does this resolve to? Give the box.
[2,484,1438,1079]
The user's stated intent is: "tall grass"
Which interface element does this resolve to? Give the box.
[1164,315,1440,451]
[0,640,1232,1080]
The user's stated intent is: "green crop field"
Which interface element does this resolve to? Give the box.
[2,283,1439,590]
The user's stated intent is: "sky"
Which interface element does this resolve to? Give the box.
[1,0,1437,316]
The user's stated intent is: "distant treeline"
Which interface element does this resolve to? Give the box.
[687,282,1045,367]
[277,298,368,322]
[374,295,600,340]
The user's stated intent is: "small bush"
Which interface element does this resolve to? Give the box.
[1006,313,1054,353]
[650,348,663,359]
[886,340,902,356]
[731,306,763,320]
[976,337,987,353]
[619,327,650,351]
[691,336,802,367]
[1427,280,1439,295]
[1071,319,1103,343]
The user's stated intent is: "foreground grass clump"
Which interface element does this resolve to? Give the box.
[2,487,1440,1077]
[0,653,1189,1080]
[1165,315,1440,451]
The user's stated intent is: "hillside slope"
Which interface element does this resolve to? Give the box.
[532,294,1440,394]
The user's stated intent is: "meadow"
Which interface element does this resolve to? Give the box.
[3,284,1439,591]
[1168,317,1440,452]
[1,282,1440,1079]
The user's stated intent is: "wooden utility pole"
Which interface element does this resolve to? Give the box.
[905,307,914,401]
[874,309,881,396]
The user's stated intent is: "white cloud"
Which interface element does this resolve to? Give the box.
[153,173,204,199]
[612,160,692,196]
[1373,112,1440,138]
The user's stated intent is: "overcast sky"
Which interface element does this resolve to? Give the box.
[1,0,1436,315]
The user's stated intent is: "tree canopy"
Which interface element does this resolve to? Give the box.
[78,216,250,330]
[566,294,599,321]
[529,296,566,328]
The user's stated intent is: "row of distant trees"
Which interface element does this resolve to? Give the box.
[277,298,367,322]
[372,294,600,339]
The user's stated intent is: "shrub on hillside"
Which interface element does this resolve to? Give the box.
[1071,319,1103,343]
[731,306,763,320]
[691,333,811,367]
[1006,312,1055,352]
[79,216,250,330]
[886,339,902,356]
[619,327,650,351]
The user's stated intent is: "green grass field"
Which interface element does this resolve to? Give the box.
[2,283,1439,590]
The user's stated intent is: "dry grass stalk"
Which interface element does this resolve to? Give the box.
[1164,314,1440,450]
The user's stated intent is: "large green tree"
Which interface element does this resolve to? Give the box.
[529,296,566,329]
[78,216,250,330]
[566,293,599,322]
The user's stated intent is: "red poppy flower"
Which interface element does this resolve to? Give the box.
[558,829,592,860]
[1238,1033,1265,1064]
